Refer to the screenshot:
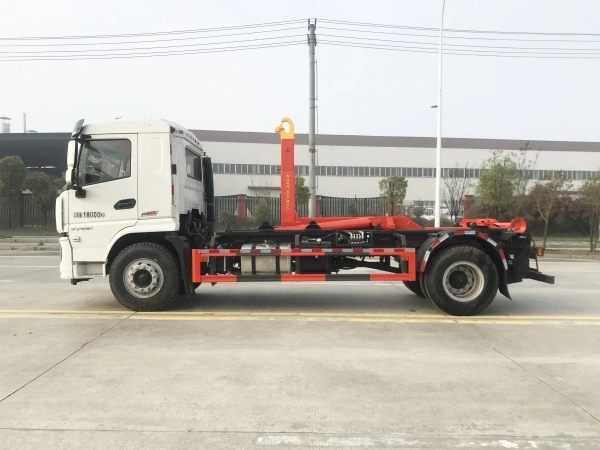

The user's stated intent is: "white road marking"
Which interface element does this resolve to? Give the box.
[0,280,15,283]
[0,265,57,268]
[0,255,59,258]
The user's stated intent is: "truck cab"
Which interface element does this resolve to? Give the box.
[56,119,212,305]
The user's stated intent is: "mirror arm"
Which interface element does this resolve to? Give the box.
[69,134,90,191]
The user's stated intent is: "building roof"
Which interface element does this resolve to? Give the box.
[194,130,600,153]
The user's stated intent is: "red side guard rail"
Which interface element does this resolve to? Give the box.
[192,248,416,283]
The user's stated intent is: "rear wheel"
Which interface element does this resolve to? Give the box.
[403,280,425,298]
[423,245,498,316]
[110,243,180,312]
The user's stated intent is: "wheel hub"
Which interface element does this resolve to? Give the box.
[123,259,165,299]
[133,270,152,288]
[442,261,485,303]
[448,271,469,290]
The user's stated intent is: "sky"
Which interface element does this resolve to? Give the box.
[1,0,600,142]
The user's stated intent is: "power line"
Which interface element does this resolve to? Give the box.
[319,19,600,37]
[0,41,305,62]
[319,25,600,44]
[0,19,305,41]
[320,40,600,59]
[0,34,306,55]
[5,17,600,62]
[319,33,600,52]
[0,26,305,47]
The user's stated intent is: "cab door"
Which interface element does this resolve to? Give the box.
[68,134,138,262]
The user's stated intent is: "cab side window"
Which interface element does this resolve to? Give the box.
[78,140,132,186]
[186,149,202,181]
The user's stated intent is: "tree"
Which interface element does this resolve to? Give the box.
[529,172,571,249]
[442,164,472,222]
[379,175,408,216]
[510,141,540,219]
[476,150,518,219]
[512,141,540,197]
[410,202,427,226]
[295,175,310,205]
[218,211,238,231]
[253,199,272,225]
[346,202,360,217]
[24,172,61,228]
[578,176,600,251]
[0,156,27,229]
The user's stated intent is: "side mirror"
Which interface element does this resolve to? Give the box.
[66,140,76,184]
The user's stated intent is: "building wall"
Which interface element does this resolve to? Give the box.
[201,140,600,201]
[2,130,599,203]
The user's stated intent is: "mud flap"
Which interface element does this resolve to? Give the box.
[165,233,195,300]
[499,280,511,300]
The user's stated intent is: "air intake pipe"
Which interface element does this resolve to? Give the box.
[202,156,215,232]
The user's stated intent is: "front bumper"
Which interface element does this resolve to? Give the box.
[59,236,73,280]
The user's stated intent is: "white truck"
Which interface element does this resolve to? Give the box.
[56,118,554,315]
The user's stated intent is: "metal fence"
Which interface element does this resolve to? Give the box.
[213,195,386,228]
[246,196,280,225]
[1,193,385,228]
[0,194,55,227]
[321,196,387,217]
[214,195,238,217]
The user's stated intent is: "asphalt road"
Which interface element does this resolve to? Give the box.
[0,253,599,449]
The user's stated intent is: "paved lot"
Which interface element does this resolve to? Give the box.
[0,253,599,449]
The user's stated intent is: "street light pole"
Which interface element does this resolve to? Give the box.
[434,0,446,228]
[308,19,317,217]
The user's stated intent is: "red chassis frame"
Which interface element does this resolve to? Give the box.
[192,247,416,283]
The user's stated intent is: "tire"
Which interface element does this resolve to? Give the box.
[403,280,425,298]
[109,243,180,312]
[423,245,498,316]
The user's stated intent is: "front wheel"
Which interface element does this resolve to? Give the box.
[109,243,180,311]
[423,245,498,316]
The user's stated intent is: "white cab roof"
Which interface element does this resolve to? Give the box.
[81,118,188,136]
[79,118,202,148]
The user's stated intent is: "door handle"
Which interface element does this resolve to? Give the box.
[114,198,136,210]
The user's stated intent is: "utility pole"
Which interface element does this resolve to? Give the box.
[434,0,445,228]
[23,113,26,133]
[308,19,317,217]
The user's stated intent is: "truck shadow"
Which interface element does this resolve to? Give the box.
[170,284,433,314]
[166,285,527,316]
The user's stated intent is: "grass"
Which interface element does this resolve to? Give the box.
[0,227,59,238]
[531,235,589,242]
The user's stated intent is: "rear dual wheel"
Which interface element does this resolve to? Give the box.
[403,280,425,298]
[423,245,498,316]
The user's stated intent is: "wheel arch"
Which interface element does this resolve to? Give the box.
[106,232,178,275]
[417,231,510,300]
